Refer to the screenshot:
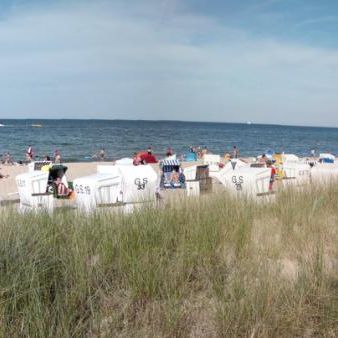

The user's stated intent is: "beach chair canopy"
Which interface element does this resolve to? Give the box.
[319,153,335,163]
[223,159,248,172]
[164,154,177,161]
[282,154,300,163]
[48,165,68,180]
[28,161,53,172]
[115,158,134,165]
[203,154,221,172]
[161,159,180,169]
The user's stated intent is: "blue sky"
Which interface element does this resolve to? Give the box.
[0,0,338,126]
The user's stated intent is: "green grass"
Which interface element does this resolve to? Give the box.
[1,184,338,337]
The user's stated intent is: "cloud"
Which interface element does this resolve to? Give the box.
[295,15,338,28]
[0,0,337,126]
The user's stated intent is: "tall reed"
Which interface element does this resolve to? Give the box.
[1,183,338,337]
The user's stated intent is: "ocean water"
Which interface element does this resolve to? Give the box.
[0,119,337,162]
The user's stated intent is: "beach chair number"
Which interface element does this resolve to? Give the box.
[232,175,244,191]
[134,178,148,190]
[299,170,309,176]
[74,184,91,195]
[17,179,26,187]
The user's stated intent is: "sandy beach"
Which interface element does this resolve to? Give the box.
[0,156,325,204]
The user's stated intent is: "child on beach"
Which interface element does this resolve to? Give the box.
[26,145,34,162]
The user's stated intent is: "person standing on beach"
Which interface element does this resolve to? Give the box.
[99,148,106,161]
[26,145,34,162]
[166,147,174,157]
[266,160,276,190]
[232,145,239,159]
[54,150,61,164]
[202,146,209,156]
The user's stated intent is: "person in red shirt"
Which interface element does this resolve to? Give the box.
[266,160,276,191]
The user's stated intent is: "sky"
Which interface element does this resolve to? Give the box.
[0,0,338,126]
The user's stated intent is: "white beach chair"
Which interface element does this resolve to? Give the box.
[203,154,220,172]
[214,164,271,197]
[74,164,158,213]
[16,171,54,213]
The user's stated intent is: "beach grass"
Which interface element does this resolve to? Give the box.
[1,184,338,337]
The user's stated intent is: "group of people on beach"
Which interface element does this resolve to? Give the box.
[131,144,241,166]
[1,152,14,165]
[1,145,63,165]
[25,145,62,164]
[1,143,242,168]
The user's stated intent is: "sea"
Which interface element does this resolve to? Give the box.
[0,119,337,162]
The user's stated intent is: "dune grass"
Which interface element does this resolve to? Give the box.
[1,184,338,337]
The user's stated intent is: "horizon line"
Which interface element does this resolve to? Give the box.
[1,118,338,129]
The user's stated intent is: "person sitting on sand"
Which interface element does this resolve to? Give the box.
[170,170,180,185]
[0,168,9,179]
